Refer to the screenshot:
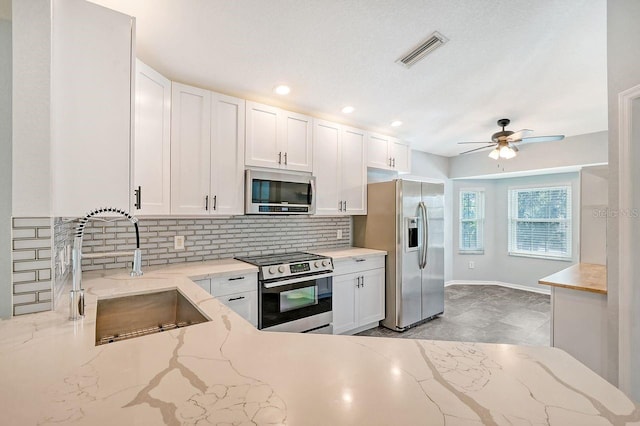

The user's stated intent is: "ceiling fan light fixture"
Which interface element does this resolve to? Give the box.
[488,148,500,159]
[502,147,517,159]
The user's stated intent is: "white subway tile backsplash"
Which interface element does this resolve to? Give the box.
[13,239,51,250]
[12,229,36,238]
[79,216,351,271]
[14,301,51,315]
[14,281,52,293]
[12,271,37,283]
[13,293,37,304]
[13,218,51,228]
[13,260,52,272]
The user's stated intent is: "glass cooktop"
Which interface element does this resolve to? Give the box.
[235,252,327,267]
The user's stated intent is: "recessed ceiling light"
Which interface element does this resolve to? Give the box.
[273,85,291,95]
[391,120,403,127]
[341,106,354,114]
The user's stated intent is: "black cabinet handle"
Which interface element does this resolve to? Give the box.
[134,186,142,210]
[228,296,245,302]
[354,258,366,262]
[205,195,209,211]
[228,276,245,281]
[213,195,217,211]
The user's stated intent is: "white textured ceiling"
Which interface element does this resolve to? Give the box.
[91,0,608,157]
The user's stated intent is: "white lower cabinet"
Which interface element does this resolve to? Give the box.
[217,291,258,327]
[332,256,385,335]
[191,273,258,327]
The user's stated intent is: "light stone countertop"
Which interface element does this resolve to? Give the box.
[310,247,387,260]
[539,263,608,294]
[1,258,638,425]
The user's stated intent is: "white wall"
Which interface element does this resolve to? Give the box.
[580,166,607,265]
[12,0,52,216]
[452,172,580,292]
[0,18,11,319]
[449,131,607,179]
[607,0,640,396]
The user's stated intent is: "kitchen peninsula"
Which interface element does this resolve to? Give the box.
[0,260,636,425]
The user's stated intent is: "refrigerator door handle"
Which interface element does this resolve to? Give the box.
[419,201,428,269]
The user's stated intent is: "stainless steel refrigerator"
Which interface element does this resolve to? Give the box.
[353,180,444,331]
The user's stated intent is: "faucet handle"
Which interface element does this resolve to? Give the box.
[130,248,143,277]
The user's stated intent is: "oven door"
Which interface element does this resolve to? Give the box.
[260,273,332,330]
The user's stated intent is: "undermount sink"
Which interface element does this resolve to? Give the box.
[95,289,209,346]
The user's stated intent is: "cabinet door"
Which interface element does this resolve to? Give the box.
[170,83,211,215]
[218,290,258,327]
[340,126,367,215]
[282,111,313,172]
[210,93,245,215]
[313,120,341,215]
[332,273,358,334]
[133,60,171,215]
[245,101,281,169]
[51,0,133,216]
[358,268,385,326]
[193,278,211,294]
[367,133,392,170]
[392,139,411,173]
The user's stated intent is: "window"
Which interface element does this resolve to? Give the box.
[508,186,572,260]
[459,190,484,253]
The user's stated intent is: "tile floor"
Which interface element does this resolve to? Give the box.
[356,285,551,346]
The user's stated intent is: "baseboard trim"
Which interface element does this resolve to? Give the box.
[445,280,551,295]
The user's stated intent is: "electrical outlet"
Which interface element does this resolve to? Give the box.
[468,261,475,269]
[337,230,343,240]
[174,235,185,250]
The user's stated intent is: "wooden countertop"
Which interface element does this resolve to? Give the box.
[539,263,607,294]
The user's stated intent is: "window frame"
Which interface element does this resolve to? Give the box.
[507,184,573,261]
[458,189,485,254]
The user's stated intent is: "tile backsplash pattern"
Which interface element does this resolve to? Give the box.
[80,216,351,271]
[11,217,53,315]
[53,218,74,309]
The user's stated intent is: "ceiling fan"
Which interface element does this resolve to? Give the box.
[458,118,565,159]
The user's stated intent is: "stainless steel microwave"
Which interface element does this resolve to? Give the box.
[245,170,316,215]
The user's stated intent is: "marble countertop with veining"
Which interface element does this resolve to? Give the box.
[0,258,638,425]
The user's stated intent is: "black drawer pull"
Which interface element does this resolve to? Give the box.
[228,276,245,281]
[227,296,245,301]
[354,258,366,262]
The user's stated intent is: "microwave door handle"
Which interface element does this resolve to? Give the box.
[309,179,315,205]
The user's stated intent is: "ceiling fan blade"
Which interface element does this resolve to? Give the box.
[457,141,493,144]
[507,129,533,141]
[519,135,565,144]
[459,144,496,155]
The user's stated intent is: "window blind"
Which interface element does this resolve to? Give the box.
[508,186,571,259]
[459,190,484,252]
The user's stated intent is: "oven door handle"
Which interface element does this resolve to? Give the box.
[263,272,334,288]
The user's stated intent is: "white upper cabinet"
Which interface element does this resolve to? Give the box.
[313,120,367,215]
[171,83,245,216]
[367,132,411,173]
[210,94,245,216]
[340,126,367,214]
[392,139,411,173]
[133,60,171,215]
[367,133,392,170]
[51,0,133,217]
[245,101,312,172]
[171,83,212,215]
[313,120,341,215]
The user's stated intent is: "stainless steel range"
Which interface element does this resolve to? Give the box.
[235,252,333,333]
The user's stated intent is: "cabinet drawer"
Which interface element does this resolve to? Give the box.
[217,290,258,327]
[211,273,258,297]
[333,255,385,276]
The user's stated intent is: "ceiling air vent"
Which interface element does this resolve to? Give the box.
[396,31,448,68]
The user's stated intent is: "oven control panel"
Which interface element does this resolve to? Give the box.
[263,258,334,280]
[290,263,311,273]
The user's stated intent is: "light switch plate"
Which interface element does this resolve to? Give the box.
[468,261,475,269]
[174,235,185,250]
